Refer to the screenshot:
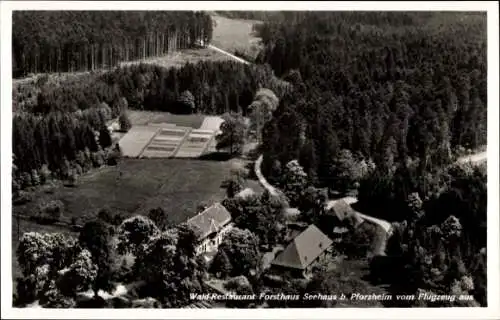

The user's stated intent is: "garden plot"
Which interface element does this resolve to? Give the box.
[175,130,215,158]
[119,126,161,158]
[140,127,191,158]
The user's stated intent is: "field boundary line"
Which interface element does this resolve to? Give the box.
[137,127,162,159]
[200,132,217,156]
[171,127,193,158]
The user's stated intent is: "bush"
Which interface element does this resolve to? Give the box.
[74,164,83,175]
[92,151,105,168]
[64,173,78,188]
[35,200,65,224]
[98,208,114,224]
[106,150,121,166]
[39,164,52,184]
[43,181,57,194]
[13,191,34,205]
[12,178,21,195]
[119,112,132,132]
[20,172,32,189]
[31,169,41,186]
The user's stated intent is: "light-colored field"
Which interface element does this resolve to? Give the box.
[211,14,263,58]
[200,116,226,133]
[141,127,192,158]
[173,130,215,158]
[119,126,161,158]
[120,111,224,159]
[119,47,232,69]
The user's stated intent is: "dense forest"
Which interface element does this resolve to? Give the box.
[252,11,487,306]
[12,60,289,187]
[256,11,486,192]
[12,11,213,77]
[12,106,120,196]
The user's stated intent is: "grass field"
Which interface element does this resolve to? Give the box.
[13,158,235,227]
[12,145,264,280]
[128,110,207,128]
[211,14,263,59]
[12,158,235,278]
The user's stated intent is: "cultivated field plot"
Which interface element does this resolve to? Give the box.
[141,127,192,158]
[211,14,263,58]
[120,111,224,159]
[119,126,161,158]
[175,129,215,158]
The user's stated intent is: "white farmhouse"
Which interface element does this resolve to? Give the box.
[187,203,233,260]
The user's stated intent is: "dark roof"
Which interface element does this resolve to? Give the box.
[325,199,355,221]
[187,203,231,240]
[271,225,332,270]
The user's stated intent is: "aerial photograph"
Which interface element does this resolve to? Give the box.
[7,7,489,310]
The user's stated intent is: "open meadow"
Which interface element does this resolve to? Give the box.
[211,14,263,59]
[13,158,235,227]
[12,152,264,281]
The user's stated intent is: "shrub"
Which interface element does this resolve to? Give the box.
[12,179,21,195]
[39,164,52,184]
[91,151,105,168]
[71,217,79,226]
[43,181,57,194]
[31,169,41,186]
[118,112,132,132]
[74,164,83,176]
[20,172,32,189]
[35,200,65,224]
[13,191,34,205]
[64,173,78,188]
[178,90,195,113]
[106,150,121,166]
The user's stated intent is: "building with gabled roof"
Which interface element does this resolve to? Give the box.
[271,224,333,277]
[187,202,233,259]
[323,198,364,236]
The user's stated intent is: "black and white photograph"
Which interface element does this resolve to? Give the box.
[1,1,499,319]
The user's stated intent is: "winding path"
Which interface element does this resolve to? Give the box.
[254,155,279,197]
[208,44,250,65]
[212,41,395,236]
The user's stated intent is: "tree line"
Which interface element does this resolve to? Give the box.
[12,60,289,188]
[15,61,289,115]
[12,104,120,196]
[13,11,213,77]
